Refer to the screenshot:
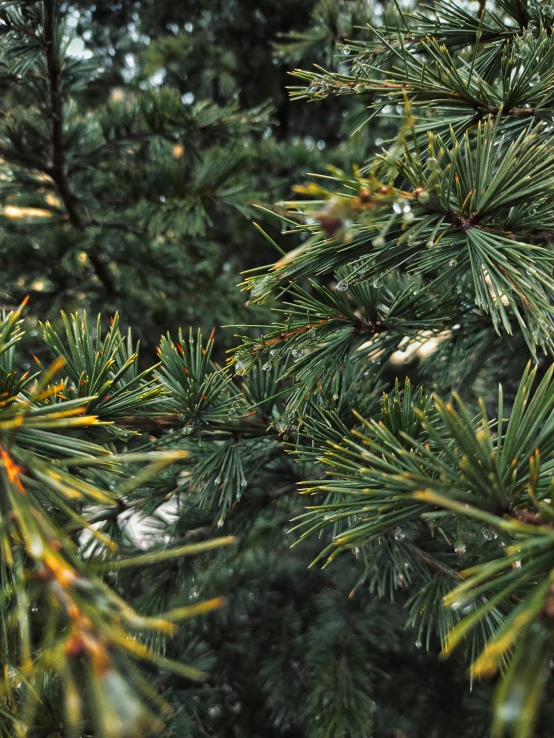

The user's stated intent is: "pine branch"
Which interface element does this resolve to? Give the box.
[401,540,462,581]
[115,414,278,437]
[42,0,116,296]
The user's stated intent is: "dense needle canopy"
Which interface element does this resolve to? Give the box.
[3,1,554,738]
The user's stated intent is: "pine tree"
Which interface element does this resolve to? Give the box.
[227,1,554,735]
[5,0,554,737]
[0,2,424,738]
[0,0,375,353]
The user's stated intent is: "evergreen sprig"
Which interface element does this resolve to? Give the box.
[229,1,554,734]
[0,301,237,737]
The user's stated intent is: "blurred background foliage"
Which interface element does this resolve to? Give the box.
[0,0,390,358]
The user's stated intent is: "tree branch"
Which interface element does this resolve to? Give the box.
[115,413,280,438]
[402,540,462,581]
[42,0,116,296]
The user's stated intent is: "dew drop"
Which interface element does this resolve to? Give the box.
[394,527,406,541]
[496,693,524,723]
[450,598,470,612]
[234,360,248,376]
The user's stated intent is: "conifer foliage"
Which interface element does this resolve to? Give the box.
[4,0,554,737]
[0,0,272,345]
[229,1,554,735]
